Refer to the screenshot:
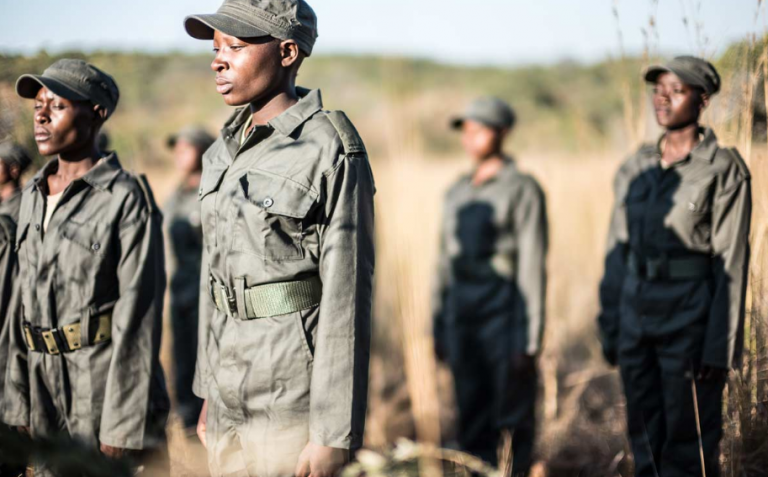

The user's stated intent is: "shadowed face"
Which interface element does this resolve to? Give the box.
[173,139,203,175]
[461,119,505,161]
[0,161,10,185]
[33,87,99,157]
[653,72,707,130]
[210,31,287,106]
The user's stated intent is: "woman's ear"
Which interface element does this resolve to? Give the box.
[93,103,109,122]
[280,40,300,68]
[9,164,21,181]
[699,92,710,111]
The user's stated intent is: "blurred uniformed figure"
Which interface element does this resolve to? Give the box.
[2,59,169,476]
[165,126,214,433]
[598,56,751,477]
[0,142,31,477]
[184,1,375,476]
[434,97,548,477]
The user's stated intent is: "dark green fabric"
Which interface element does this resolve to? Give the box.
[164,184,205,429]
[16,59,120,118]
[195,88,374,475]
[2,154,169,455]
[185,0,319,56]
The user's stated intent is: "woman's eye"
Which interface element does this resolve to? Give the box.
[212,47,220,53]
[231,45,243,51]
[34,104,42,110]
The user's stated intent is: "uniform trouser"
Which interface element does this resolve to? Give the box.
[446,322,537,476]
[171,300,204,429]
[204,309,315,477]
[619,321,725,477]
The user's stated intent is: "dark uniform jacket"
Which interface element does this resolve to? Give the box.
[598,128,751,369]
[3,154,169,450]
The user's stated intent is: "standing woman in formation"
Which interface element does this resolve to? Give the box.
[597,56,751,477]
[2,59,170,476]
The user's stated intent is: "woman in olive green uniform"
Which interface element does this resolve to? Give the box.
[598,56,751,477]
[2,59,169,476]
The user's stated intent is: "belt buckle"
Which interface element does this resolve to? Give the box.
[41,329,63,355]
[23,323,36,352]
[646,256,668,282]
[220,284,238,319]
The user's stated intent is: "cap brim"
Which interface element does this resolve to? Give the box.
[450,117,465,130]
[15,75,89,102]
[184,13,271,40]
[644,65,706,91]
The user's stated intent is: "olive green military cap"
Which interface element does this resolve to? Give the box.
[644,55,721,96]
[185,0,318,56]
[16,59,120,119]
[0,142,32,173]
[167,126,216,152]
[451,97,517,131]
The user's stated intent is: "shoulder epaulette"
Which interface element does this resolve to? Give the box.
[719,147,751,179]
[326,111,366,155]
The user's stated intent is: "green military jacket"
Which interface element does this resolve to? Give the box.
[433,158,548,356]
[0,190,22,223]
[0,213,18,417]
[598,128,751,368]
[164,184,203,308]
[3,154,169,450]
[194,88,375,450]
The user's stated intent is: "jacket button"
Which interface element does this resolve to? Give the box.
[688,202,697,211]
[263,197,274,208]
[91,242,101,251]
[35,224,40,231]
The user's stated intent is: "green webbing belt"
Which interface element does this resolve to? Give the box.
[211,275,322,319]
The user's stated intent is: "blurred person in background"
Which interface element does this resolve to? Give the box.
[184,1,375,476]
[0,142,31,477]
[597,56,751,477]
[2,59,170,476]
[0,142,32,221]
[164,126,213,435]
[433,97,548,477]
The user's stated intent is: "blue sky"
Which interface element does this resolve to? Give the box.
[0,0,762,65]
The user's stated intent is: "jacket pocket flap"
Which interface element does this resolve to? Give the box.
[199,166,228,201]
[245,170,317,219]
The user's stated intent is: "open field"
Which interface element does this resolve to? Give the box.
[1,31,767,475]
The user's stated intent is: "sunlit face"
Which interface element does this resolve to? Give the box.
[653,72,707,130]
[33,87,98,157]
[461,119,504,161]
[210,31,286,106]
[173,139,203,175]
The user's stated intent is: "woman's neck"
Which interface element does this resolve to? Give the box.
[249,86,299,128]
[472,153,506,186]
[48,145,101,194]
[662,123,700,164]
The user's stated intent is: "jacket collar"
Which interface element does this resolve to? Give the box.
[31,153,123,193]
[221,87,323,140]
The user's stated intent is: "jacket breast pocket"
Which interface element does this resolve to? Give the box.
[666,180,714,249]
[199,165,228,248]
[232,169,317,261]
[59,221,112,280]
